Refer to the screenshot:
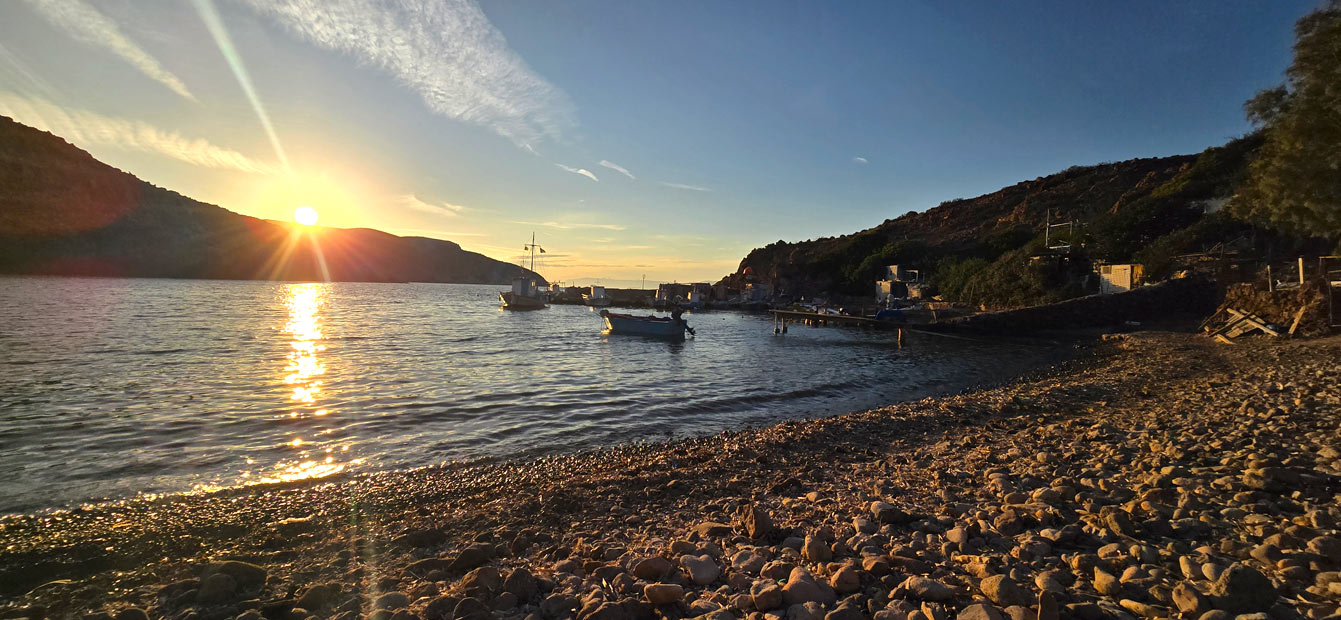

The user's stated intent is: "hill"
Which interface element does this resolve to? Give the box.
[726,135,1320,307]
[0,116,539,285]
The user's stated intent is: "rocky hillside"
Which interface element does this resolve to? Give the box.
[727,137,1290,303]
[0,116,539,284]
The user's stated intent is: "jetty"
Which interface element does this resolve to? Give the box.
[770,309,900,330]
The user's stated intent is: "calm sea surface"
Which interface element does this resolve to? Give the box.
[0,276,1065,514]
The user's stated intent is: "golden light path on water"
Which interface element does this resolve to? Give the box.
[252,283,358,484]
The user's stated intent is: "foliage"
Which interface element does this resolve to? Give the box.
[1229,1,1341,244]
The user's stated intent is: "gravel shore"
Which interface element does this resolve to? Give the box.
[2,332,1338,620]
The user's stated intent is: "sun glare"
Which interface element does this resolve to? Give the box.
[293,205,319,226]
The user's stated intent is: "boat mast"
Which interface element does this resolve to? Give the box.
[523,232,544,275]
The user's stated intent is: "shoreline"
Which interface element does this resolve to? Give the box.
[2,332,1338,620]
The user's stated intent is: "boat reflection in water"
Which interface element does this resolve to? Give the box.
[600,308,694,341]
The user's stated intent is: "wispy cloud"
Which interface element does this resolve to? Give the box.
[21,0,195,100]
[852,156,869,165]
[556,163,599,182]
[398,194,467,217]
[598,160,635,180]
[658,181,712,192]
[235,0,573,147]
[516,220,624,231]
[386,227,486,239]
[0,92,277,174]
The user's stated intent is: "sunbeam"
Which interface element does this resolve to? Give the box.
[191,0,291,175]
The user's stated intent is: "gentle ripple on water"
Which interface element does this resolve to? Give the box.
[0,276,1066,514]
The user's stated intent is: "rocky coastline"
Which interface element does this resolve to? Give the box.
[1,332,1338,620]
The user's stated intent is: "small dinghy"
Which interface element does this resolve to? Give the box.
[600,309,694,341]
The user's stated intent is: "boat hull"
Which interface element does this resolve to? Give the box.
[500,291,547,309]
[583,295,612,307]
[602,312,687,340]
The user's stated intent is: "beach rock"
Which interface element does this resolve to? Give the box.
[763,561,796,581]
[582,602,629,620]
[732,550,767,575]
[1037,592,1059,620]
[632,557,673,580]
[393,527,447,547]
[981,575,1032,607]
[787,603,825,620]
[782,568,828,605]
[454,597,491,620]
[1172,583,1211,615]
[829,565,860,594]
[504,568,539,601]
[644,583,683,605]
[297,584,339,610]
[957,604,1004,620]
[113,609,148,620]
[463,566,503,599]
[902,577,954,602]
[202,561,267,591]
[424,596,462,620]
[197,572,237,603]
[1093,568,1122,597]
[695,522,734,537]
[802,536,832,562]
[681,554,721,585]
[407,557,451,577]
[752,580,784,610]
[1308,536,1341,562]
[872,501,912,525]
[449,544,495,572]
[825,607,865,620]
[742,504,775,539]
[375,593,411,610]
[542,594,581,620]
[1209,565,1276,614]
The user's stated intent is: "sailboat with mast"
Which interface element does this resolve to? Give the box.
[499,233,548,310]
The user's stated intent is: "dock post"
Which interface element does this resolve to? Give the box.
[1299,256,1306,285]
[783,319,788,333]
[897,328,904,347]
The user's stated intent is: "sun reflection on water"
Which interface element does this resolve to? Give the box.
[258,283,349,484]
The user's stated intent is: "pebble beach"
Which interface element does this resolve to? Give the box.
[2,332,1338,620]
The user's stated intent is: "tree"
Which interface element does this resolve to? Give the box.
[1229,1,1341,246]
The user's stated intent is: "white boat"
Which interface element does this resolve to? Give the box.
[500,233,548,310]
[583,285,612,307]
[600,309,693,340]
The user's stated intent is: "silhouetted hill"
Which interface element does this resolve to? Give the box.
[0,116,539,285]
[725,135,1313,306]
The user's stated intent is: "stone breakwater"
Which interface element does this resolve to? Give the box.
[1,333,1339,620]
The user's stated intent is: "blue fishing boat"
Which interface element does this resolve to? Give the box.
[600,309,694,340]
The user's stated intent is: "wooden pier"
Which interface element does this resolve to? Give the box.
[770,309,900,330]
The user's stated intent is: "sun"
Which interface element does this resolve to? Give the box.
[293,206,319,226]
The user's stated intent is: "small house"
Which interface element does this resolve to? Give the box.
[1097,263,1144,295]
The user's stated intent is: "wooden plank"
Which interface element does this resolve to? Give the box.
[1214,334,1237,345]
[1288,306,1308,337]
[1208,316,1248,338]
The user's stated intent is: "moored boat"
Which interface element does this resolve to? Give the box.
[500,278,547,309]
[600,309,694,340]
[583,285,612,307]
[499,233,548,310]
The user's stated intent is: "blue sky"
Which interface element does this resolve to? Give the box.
[0,0,1317,285]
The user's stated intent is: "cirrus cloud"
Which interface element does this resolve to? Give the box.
[598,160,635,180]
[555,163,599,182]
[397,194,467,217]
[234,0,573,148]
[21,0,195,100]
[0,92,277,174]
[657,181,712,192]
